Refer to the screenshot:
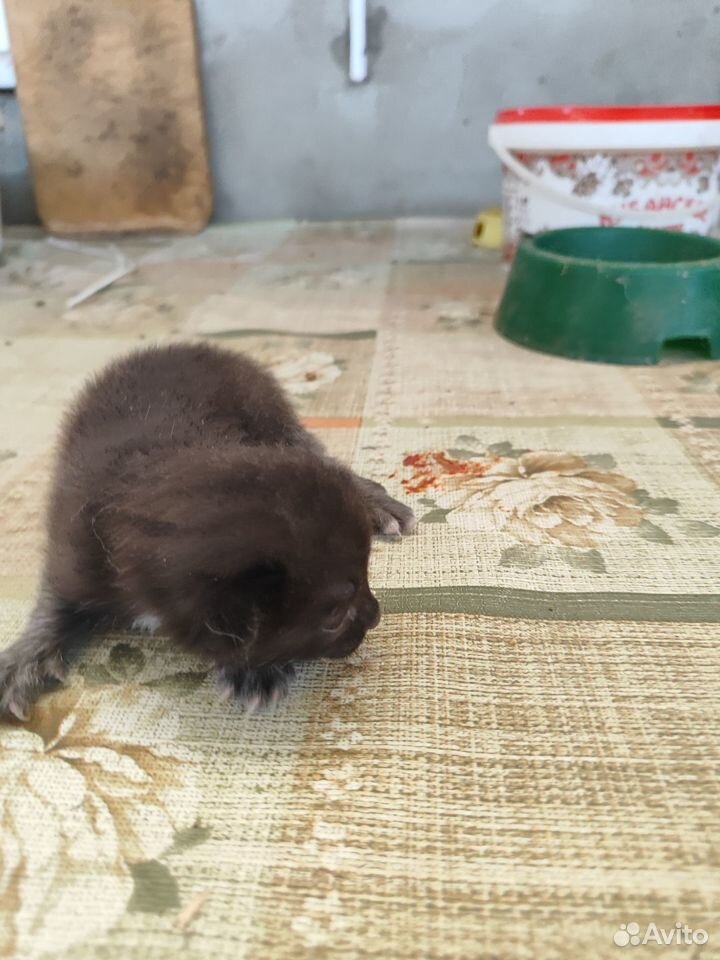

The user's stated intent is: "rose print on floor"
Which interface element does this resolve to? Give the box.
[434,302,485,332]
[399,440,719,573]
[681,368,720,395]
[0,674,201,956]
[255,349,343,396]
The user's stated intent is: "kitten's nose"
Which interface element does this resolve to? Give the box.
[365,595,381,630]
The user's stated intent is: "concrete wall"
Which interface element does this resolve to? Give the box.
[0,92,36,224]
[3,0,720,223]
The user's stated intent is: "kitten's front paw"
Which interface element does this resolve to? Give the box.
[371,496,417,538]
[130,613,162,635]
[216,663,296,713]
[357,477,417,538]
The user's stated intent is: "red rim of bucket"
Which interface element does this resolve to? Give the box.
[495,104,720,123]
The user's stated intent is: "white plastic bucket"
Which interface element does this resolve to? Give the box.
[488,104,720,258]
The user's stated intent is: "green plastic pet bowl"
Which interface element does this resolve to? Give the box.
[495,227,720,364]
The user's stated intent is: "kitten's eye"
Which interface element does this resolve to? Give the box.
[322,605,350,633]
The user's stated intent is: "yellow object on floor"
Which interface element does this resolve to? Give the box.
[0,220,719,959]
[472,206,503,248]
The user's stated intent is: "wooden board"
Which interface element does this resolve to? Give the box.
[6,0,212,234]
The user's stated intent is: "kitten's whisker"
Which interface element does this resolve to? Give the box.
[204,620,245,647]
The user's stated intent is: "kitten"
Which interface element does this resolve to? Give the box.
[0,343,415,718]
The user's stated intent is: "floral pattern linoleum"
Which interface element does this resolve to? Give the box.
[398,443,719,574]
[1,220,719,959]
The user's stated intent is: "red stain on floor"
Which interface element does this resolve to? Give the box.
[400,450,492,494]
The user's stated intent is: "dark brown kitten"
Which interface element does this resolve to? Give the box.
[0,343,415,718]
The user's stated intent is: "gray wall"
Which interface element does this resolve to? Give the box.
[4,0,720,224]
[0,93,37,224]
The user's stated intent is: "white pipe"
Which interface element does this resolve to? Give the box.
[0,0,16,90]
[348,0,367,83]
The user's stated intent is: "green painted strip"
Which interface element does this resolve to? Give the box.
[390,415,720,429]
[377,586,720,622]
[688,417,720,429]
[206,329,377,341]
[391,258,495,266]
[391,415,666,428]
[658,416,720,429]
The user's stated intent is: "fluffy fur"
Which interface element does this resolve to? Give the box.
[0,343,415,718]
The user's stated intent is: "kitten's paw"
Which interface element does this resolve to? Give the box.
[357,476,416,539]
[216,663,296,713]
[0,649,65,721]
[370,497,417,538]
[130,613,162,635]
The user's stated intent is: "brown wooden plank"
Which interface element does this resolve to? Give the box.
[6,0,212,234]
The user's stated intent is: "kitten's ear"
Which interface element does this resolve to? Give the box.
[209,558,287,598]
[202,560,288,632]
[232,561,287,600]
[178,508,290,581]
